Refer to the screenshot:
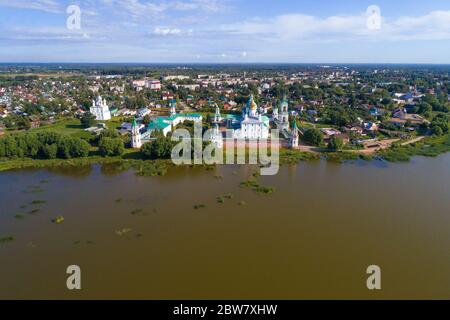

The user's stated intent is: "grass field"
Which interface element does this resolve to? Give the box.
[29,116,124,139]
[30,118,92,139]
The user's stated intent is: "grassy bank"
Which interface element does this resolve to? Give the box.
[379,134,450,162]
[0,154,172,177]
[2,135,450,175]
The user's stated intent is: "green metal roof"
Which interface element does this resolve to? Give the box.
[176,113,202,118]
[225,114,241,120]
[148,117,171,130]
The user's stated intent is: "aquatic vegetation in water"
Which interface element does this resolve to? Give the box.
[28,209,40,215]
[253,186,274,194]
[115,198,123,203]
[0,236,15,244]
[193,204,207,210]
[30,200,47,205]
[240,179,259,189]
[217,194,234,204]
[130,209,143,215]
[19,204,27,209]
[115,228,132,236]
[238,201,247,206]
[240,179,274,194]
[134,161,169,177]
[40,180,49,184]
[14,214,25,219]
[52,216,65,224]
[216,196,225,204]
[252,171,261,179]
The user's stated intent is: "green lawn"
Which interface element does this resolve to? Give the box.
[106,116,124,130]
[30,118,92,139]
[30,117,125,139]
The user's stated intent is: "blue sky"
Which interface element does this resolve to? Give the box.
[1,0,450,63]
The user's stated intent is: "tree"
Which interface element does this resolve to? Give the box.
[141,135,174,159]
[0,132,90,159]
[431,115,449,135]
[143,114,152,125]
[432,125,444,136]
[328,135,344,151]
[69,138,90,158]
[302,128,323,146]
[100,128,119,138]
[42,143,58,159]
[98,137,125,157]
[80,112,96,128]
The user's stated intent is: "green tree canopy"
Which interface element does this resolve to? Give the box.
[302,128,324,146]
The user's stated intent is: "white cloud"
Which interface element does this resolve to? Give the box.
[174,0,228,12]
[152,27,193,36]
[102,0,229,18]
[223,10,450,42]
[0,0,62,13]
[153,27,182,36]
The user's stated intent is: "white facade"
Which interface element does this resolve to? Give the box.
[90,96,111,121]
[274,95,290,130]
[214,105,223,123]
[280,97,289,125]
[131,119,142,149]
[290,123,299,149]
[147,80,161,90]
[233,95,269,140]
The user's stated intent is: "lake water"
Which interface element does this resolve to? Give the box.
[1,154,450,299]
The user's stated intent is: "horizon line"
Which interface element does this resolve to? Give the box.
[2,62,450,66]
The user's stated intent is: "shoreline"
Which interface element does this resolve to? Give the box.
[2,135,450,174]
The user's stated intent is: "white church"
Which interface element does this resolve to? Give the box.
[232,95,270,140]
[90,96,111,121]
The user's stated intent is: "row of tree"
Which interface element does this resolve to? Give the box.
[0,131,90,159]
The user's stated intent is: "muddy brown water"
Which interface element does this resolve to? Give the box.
[1,154,449,299]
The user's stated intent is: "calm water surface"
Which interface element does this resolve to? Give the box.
[0,154,449,299]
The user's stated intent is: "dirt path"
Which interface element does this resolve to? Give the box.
[353,136,426,155]
[400,136,425,146]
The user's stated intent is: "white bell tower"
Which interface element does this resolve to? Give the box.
[131,118,142,149]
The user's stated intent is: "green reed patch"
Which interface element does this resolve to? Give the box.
[52,216,65,224]
[216,196,225,204]
[30,200,47,205]
[0,236,15,244]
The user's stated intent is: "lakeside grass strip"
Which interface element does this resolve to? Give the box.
[1,134,450,175]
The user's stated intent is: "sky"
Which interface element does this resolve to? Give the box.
[1,0,450,63]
